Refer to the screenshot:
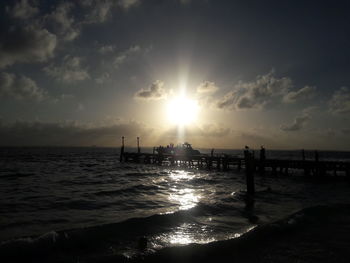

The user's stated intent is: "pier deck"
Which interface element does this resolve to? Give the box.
[121,152,350,178]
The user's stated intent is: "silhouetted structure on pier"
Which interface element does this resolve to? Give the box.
[119,138,350,179]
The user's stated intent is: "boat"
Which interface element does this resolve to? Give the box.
[155,142,201,156]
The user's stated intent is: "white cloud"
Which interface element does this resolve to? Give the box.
[135,80,167,100]
[98,45,116,54]
[118,0,141,9]
[217,71,293,110]
[280,114,311,131]
[283,85,316,103]
[0,72,46,101]
[197,81,218,93]
[7,0,39,19]
[329,87,350,114]
[44,56,90,83]
[0,25,57,69]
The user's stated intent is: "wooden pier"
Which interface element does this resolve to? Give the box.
[120,151,350,178]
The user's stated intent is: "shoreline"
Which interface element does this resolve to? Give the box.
[130,203,350,263]
[2,203,350,263]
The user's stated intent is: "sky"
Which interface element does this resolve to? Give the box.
[0,0,350,150]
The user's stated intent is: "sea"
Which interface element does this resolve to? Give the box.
[1,147,350,262]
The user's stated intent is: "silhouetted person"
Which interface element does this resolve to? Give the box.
[260,146,266,161]
[259,146,266,175]
[211,148,214,157]
[302,149,306,161]
[244,146,249,159]
[315,150,319,162]
[137,137,140,154]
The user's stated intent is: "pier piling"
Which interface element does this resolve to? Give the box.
[244,148,255,195]
[119,136,125,162]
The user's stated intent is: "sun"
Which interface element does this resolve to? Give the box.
[167,96,199,125]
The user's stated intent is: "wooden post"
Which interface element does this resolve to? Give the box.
[137,137,140,154]
[119,136,125,162]
[259,146,266,176]
[314,150,319,176]
[244,150,255,195]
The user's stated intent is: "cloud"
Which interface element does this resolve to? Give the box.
[0,25,57,69]
[197,81,218,93]
[98,45,116,54]
[216,71,293,110]
[114,45,141,68]
[118,0,141,9]
[44,56,90,83]
[45,2,80,41]
[0,72,46,101]
[329,87,350,114]
[81,0,114,24]
[164,123,231,138]
[342,129,350,135]
[95,73,110,84]
[135,80,167,100]
[46,2,80,41]
[6,0,39,19]
[280,114,311,132]
[0,119,151,146]
[283,85,316,103]
[81,0,140,24]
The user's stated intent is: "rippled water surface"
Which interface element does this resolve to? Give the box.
[1,147,350,258]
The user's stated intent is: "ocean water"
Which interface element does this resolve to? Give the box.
[0,147,350,261]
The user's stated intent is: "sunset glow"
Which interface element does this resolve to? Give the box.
[167,96,199,126]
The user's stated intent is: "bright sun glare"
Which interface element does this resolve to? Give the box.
[167,96,199,125]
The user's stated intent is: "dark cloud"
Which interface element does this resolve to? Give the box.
[44,56,90,83]
[216,71,293,110]
[80,0,140,24]
[342,129,350,135]
[6,0,38,19]
[329,87,350,114]
[0,25,57,68]
[45,2,79,41]
[283,85,316,103]
[0,120,150,146]
[95,72,110,84]
[135,80,167,100]
[113,45,142,68]
[80,0,114,24]
[280,114,311,132]
[197,81,218,93]
[0,72,46,101]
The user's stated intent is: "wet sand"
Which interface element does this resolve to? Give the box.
[130,204,350,263]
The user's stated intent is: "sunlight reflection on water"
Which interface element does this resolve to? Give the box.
[152,223,216,247]
[168,170,201,210]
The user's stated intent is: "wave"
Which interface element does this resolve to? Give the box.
[94,184,161,196]
[0,202,215,262]
[134,203,350,263]
[2,203,349,263]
